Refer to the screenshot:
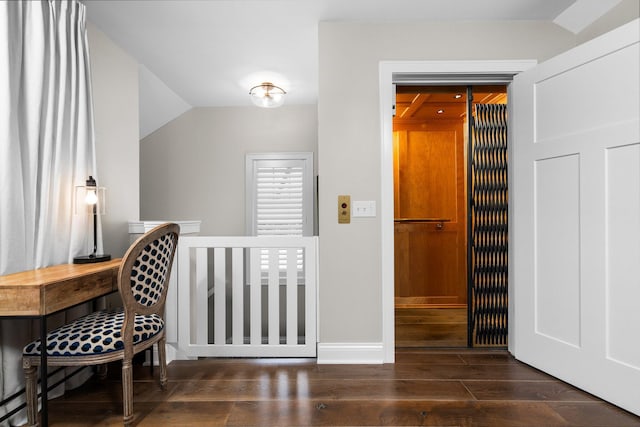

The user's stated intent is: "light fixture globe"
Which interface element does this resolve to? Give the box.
[249,82,286,108]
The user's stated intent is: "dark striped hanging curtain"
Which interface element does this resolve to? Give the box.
[471,103,508,346]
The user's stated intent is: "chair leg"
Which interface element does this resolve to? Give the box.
[23,359,39,427]
[121,358,134,426]
[96,363,108,380]
[157,338,168,390]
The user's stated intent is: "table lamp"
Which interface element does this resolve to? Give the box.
[73,176,111,263]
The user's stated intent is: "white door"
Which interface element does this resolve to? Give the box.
[512,19,640,415]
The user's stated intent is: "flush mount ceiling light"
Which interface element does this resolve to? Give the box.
[249,82,286,108]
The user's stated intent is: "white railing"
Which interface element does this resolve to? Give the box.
[176,236,318,358]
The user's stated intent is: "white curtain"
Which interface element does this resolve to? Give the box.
[0,1,99,425]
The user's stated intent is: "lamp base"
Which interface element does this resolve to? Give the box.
[73,254,111,264]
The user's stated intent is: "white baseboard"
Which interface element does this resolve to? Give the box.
[144,343,196,366]
[317,342,385,364]
[148,342,385,365]
[165,342,196,363]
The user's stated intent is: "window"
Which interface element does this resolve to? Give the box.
[246,153,314,278]
[246,153,314,237]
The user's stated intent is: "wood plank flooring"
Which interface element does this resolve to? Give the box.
[38,349,640,426]
[395,307,467,347]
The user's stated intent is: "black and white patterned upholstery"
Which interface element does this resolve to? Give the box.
[131,234,175,307]
[23,309,164,357]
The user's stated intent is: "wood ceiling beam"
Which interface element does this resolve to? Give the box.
[399,93,431,119]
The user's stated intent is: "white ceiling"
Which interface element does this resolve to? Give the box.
[83,0,619,137]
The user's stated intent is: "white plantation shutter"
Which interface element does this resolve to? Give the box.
[255,165,304,236]
[246,153,314,273]
[246,153,313,237]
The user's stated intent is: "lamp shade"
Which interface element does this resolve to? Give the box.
[75,176,106,215]
[74,176,110,263]
[249,82,286,108]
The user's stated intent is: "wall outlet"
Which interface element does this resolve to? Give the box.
[352,201,376,217]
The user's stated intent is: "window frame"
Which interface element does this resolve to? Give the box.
[245,152,314,237]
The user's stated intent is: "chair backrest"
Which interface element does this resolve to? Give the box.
[117,223,179,354]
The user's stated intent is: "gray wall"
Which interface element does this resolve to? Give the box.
[88,23,140,257]
[139,105,318,235]
[576,0,639,44]
[316,21,578,345]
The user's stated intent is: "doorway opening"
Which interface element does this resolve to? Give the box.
[393,84,508,348]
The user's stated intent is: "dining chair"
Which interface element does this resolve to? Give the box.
[22,222,180,426]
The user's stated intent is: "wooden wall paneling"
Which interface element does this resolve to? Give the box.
[393,120,467,306]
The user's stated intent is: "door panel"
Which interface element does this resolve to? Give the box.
[395,221,465,304]
[512,19,640,415]
[534,154,581,346]
[397,130,457,219]
[394,122,466,305]
[607,143,640,369]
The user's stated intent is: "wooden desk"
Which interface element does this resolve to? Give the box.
[0,259,122,426]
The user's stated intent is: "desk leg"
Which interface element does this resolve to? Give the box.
[40,315,48,427]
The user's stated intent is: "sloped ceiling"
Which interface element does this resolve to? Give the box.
[83,0,620,138]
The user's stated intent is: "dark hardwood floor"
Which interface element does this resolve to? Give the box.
[395,307,467,347]
[40,349,640,426]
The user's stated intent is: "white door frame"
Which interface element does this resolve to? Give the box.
[379,60,536,363]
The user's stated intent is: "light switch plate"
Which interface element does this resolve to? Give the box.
[352,201,376,217]
[338,195,350,224]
